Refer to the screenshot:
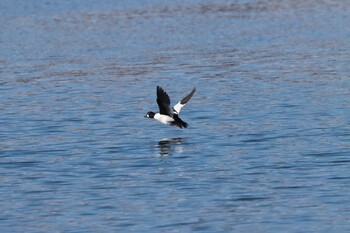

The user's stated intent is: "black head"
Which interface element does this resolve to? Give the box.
[145,111,155,118]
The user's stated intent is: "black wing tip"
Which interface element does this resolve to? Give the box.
[157,86,195,92]
[180,87,196,104]
[191,87,196,95]
[157,86,169,99]
[157,86,167,95]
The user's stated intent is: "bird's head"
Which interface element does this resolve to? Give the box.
[145,111,155,118]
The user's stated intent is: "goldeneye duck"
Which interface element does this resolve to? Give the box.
[145,86,196,129]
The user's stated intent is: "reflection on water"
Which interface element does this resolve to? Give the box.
[157,138,183,156]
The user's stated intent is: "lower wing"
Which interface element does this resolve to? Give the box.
[173,87,196,114]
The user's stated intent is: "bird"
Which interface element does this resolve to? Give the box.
[145,86,196,129]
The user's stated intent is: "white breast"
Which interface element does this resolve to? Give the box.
[154,113,173,125]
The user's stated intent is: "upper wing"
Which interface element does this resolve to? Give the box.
[173,87,196,114]
[156,86,171,116]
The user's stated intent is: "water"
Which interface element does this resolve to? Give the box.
[1,0,350,232]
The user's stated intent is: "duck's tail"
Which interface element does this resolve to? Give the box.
[172,114,188,129]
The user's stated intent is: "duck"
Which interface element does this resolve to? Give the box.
[145,86,196,129]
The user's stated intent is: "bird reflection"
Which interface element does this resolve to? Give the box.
[157,137,183,156]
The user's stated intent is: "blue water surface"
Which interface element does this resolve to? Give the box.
[1,0,350,232]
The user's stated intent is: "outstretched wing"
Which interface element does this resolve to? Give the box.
[156,86,171,116]
[173,87,196,114]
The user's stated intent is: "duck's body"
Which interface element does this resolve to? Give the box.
[145,86,196,129]
[154,113,174,124]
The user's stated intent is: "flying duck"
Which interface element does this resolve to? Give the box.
[145,86,196,129]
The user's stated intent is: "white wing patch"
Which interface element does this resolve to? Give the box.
[172,87,196,114]
[173,102,185,114]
